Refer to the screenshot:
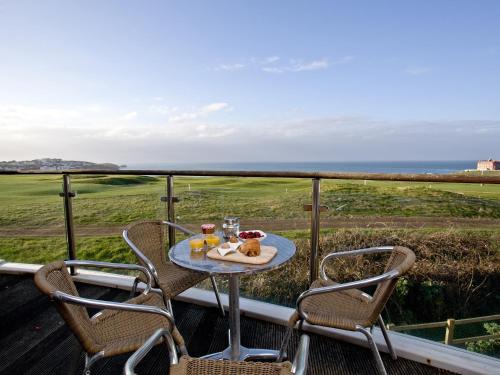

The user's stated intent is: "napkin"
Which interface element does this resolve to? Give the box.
[217,242,241,256]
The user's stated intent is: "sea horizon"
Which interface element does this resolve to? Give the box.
[123,160,478,174]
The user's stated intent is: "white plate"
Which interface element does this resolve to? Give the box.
[217,241,242,256]
[238,230,267,242]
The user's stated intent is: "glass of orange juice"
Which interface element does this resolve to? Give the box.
[189,238,205,252]
[205,234,221,248]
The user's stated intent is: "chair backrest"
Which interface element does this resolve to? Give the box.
[34,261,99,353]
[124,220,168,269]
[368,246,415,322]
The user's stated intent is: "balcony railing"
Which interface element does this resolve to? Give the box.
[2,168,500,283]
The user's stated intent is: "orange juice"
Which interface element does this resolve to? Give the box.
[189,238,204,251]
[205,234,220,248]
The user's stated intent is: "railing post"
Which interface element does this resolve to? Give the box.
[445,318,455,345]
[166,175,176,248]
[310,178,321,285]
[60,174,76,275]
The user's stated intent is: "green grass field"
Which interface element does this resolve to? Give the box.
[0,174,499,228]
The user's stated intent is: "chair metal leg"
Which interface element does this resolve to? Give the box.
[378,315,397,360]
[277,326,293,362]
[356,325,387,375]
[129,277,140,299]
[277,319,303,362]
[210,276,225,316]
[83,351,104,375]
[291,334,310,375]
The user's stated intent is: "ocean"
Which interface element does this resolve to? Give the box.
[124,161,477,174]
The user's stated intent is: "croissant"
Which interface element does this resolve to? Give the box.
[239,239,261,257]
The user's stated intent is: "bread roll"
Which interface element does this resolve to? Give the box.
[238,239,261,257]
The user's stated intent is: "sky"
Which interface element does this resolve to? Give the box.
[0,0,499,164]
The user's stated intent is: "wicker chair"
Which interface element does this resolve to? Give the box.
[123,220,224,316]
[124,328,310,375]
[280,246,415,375]
[34,260,185,375]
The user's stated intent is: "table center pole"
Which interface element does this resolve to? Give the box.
[229,274,241,360]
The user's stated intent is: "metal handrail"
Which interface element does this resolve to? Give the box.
[1,169,499,183]
[3,169,499,283]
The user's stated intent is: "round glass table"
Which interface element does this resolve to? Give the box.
[169,232,296,360]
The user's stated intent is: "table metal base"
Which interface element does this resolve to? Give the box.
[201,274,280,361]
[202,346,279,361]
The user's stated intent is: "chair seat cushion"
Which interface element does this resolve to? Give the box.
[170,356,293,375]
[91,293,177,357]
[156,263,208,299]
[298,279,375,330]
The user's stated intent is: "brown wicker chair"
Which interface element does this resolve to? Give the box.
[123,220,224,315]
[34,260,186,375]
[124,328,310,375]
[280,246,415,375]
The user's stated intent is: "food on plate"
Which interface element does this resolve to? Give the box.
[229,235,239,243]
[238,239,261,257]
[201,223,216,234]
[238,231,264,240]
[220,242,230,249]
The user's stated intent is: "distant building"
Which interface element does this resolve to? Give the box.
[477,159,499,171]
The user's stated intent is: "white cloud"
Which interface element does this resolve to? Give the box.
[288,59,329,72]
[121,111,138,120]
[148,105,179,115]
[404,66,433,76]
[2,104,497,163]
[215,55,349,74]
[201,102,228,113]
[168,102,229,123]
[259,56,280,64]
[215,63,246,71]
[261,66,284,74]
[261,58,330,73]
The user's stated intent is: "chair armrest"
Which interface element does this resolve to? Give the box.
[292,334,310,375]
[163,220,196,236]
[319,246,394,281]
[122,231,161,285]
[297,269,399,320]
[64,260,154,295]
[52,291,175,327]
[124,328,178,375]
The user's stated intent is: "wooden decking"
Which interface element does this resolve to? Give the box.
[0,274,456,374]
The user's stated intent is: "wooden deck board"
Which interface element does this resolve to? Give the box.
[0,275,456,374]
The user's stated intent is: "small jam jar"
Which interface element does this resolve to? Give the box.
[201,223,216,235]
